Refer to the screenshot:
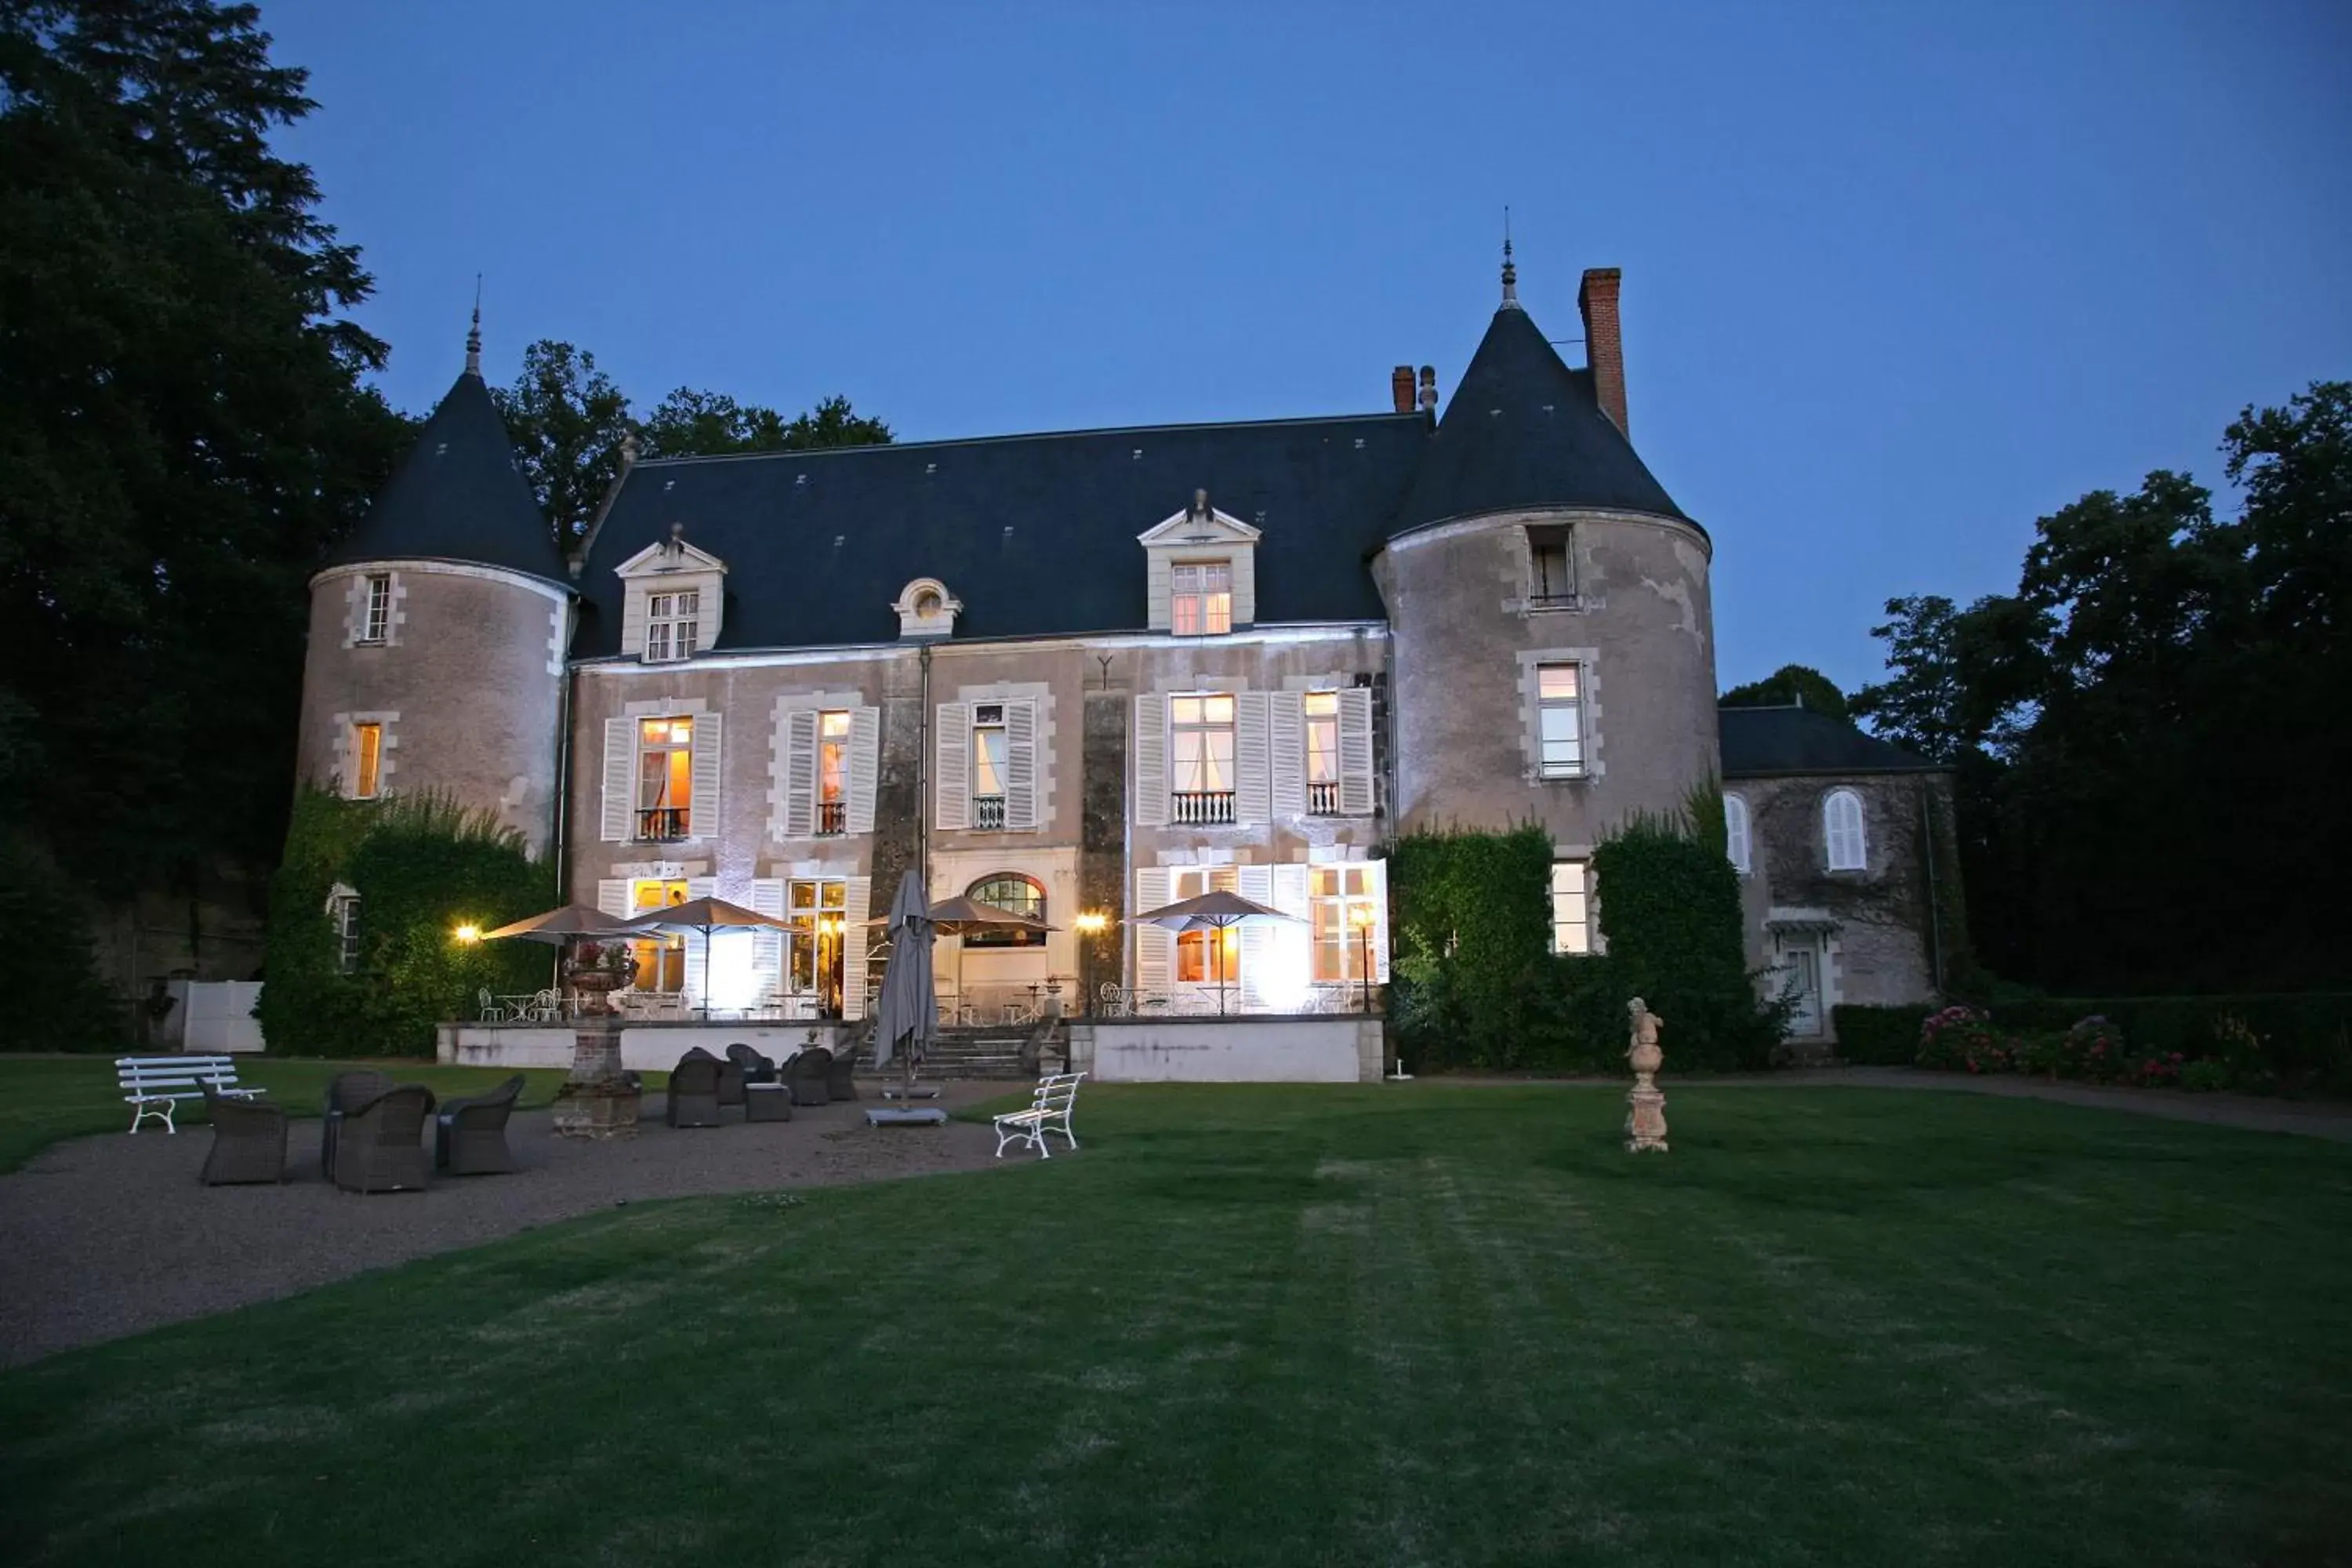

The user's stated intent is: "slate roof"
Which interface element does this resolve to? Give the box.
[1719,704,1942,777]
[327,369,570,587]
[1392,303,1688,535]
[573,414,1431,655]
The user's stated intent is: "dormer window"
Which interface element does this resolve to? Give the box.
[1171,561,1233,637]
[891,577,961,639]
[644,590,700,662]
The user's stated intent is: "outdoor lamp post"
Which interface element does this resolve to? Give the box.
[1348,903,1377,1014]
[453,923,481,946]
[1073,910,1109,1014]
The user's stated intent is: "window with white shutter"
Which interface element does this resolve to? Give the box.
[1824,789,1867,872]
[935,702,971,831]
[1238,864,1277,1010]
[678,876,716,1006]
[688,713,721,840]
[1233,693,1270,825]
[1131,695,1167,828]
[1338,687,1375,815]
[840,877,873,1019]
[1725,794,1752,876]
[750,878,786,1000]
[1133,866,1172,995]
[845,706,880,836]
[779,709,818,838]
[1002,699,1040,830]
[815,711,851,835]
[599,717,634,842]
[1269,693,1306,817]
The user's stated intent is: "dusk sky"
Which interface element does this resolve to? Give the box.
[267,1,2351,695]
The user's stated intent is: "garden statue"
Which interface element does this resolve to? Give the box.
[552,939,641,1139]
[1624,996,1669,1153]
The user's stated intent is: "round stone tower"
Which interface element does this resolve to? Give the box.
[294,319,573,854]
[1376,261,1719,862]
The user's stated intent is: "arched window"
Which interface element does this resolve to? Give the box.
[1724,794,1751,877]
[964,873,1047,948]
[1823,789,1867,872]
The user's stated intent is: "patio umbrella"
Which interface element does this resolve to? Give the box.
[619,895,793,1018]
[481,904,636,944]
[869,870,936,1096]
[863,895,1054,1020]
[1129,889,1303,1016]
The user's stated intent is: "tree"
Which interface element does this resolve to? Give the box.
[0,0,410,904]
[489,340,634,548]
[1720,663,1850,721]
[637,387,892,459]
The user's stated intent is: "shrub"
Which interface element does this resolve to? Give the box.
[1915,1005,2012,1074]
[1388,824,1559,1071]
[2060,1014,2128,1083]
[2179,1059,2230,1092]
[1830,1004,1932,1065]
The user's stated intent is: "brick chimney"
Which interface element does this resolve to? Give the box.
[1578,267,1627,437]
[1391,365,1415,414]
[1417,365,1437,412]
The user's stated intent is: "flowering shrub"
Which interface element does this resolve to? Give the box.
[2180,1059,2231,1092]
[2060,1015,2128,1083]
[1915,1006,2013,1073]
[2010,1029,2067,1079]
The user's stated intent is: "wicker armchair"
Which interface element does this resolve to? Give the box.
[435,1073,524,1174]
[724,1043,777,1085]
[666,1051,724,1127]
[321,1069,394,1181]
[200,1083,288,1185]
[825,1042,858,1102]
[788,1047,834,1107]
[332,1084,436,1194]
[716,1055,747,1109]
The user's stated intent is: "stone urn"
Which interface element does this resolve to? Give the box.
[1624,996,1669,1154]
[552,966,641,1140]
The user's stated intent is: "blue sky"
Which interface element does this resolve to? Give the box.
[267,0,2351,695]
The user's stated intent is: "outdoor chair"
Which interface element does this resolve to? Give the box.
[435,1073,524,1174]
[716,1054,747,1108]
[787,1047,833,1107]
[825,1043,858,1102]
[332,1084,437,1194]
[321,1069,394,1181]
[199,1083,288,1185]
[666,1051,724,1127]
[724,1043,777,1085]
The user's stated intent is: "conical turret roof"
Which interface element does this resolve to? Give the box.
[1391,303,1687,535]
[328,366,568,586]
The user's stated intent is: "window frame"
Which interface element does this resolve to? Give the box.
[1534,662,1586,779]
[1303,691,1341,814]
[1170,693,1237,823]
[963,873,1047,949]
[644,589,701,663]
[1823,788,1867,872]
[635,716,695,840]
[1526,526,1577,608]
[1725,793,1752,877]
[971,702,1008,830]
[1171,559,1234,637]
[816,710,850,834]
[350,721,383,800]
[1550,859,1592,955]
[360,574,392,644]
[1310,863,1380,982]
[1171,866,1239,983]
[332,895,362,975]
[628,877,689,992]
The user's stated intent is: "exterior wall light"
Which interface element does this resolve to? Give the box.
[454,924,482,945]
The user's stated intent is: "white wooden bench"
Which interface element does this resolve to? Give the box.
[992,1072,1083,1160]
[115,1055,264,1134]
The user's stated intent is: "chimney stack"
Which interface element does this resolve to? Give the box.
[1417,365,1437,412]
[1577,267,1627,437]
[1390,365,1415,414]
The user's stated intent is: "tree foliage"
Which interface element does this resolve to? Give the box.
[0,0,412,902]
[1853,383,2352,991]
[1720,664,1850,721]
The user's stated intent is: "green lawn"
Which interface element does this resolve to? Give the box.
[0,1057,597,1173]
[3,1085,2349,1566]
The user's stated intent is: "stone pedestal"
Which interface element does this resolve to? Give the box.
[553,971,640,1141]
[1625,998,1669,1154]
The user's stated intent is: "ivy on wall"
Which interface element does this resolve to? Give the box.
[259,789,553,1057]
[1592,786,1788,1070]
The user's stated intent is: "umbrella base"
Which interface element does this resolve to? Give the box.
[865,1107,948,1127]
[880,1085,942,1100]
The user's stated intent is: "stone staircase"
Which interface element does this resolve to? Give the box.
[850,1025,1042,1081]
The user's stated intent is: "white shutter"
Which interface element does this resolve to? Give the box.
[1238,863,1275,1010]
[782,709,818,837]
[1272,861,1312,999]
[1004,699,1039,831]
[841,877,872,1021]
[935,702,971,831]
[1363,858,1390,983]
[1134,867,1172,996]
[1726,796,1751,875]
[1269,692,1305,818]
[681,876,716,1007]
[620,588,648,662]
[1132,695,1168,828]
[689,712,722,840]
[344,576,365,647]
[750,879,785,999]
[597,880,631,920]
[847,706,880,836]
[1233,692,1270,825]
[1338,687,1375,816]
[600,717,634,842]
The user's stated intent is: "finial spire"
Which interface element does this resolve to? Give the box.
[465,275,483,376]
[1501,207,1519,310]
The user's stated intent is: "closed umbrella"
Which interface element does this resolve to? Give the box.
[864,895,1054,1021]
[619,895,793,1018]
[870,870,936,1098]
[1129,889,1303,1016]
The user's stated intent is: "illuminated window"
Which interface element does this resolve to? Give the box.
[636,717,693,840]
[1171,561,1232,637]
[629,878,688,992]
[1171,867,1238,984]
[1536,663,1584,778]
[1171,694,1236,824]
[971,703,1007,829]
[817,710,850,834]
[1304,691,1341,815]
[644,590,700,662]
[360,575,392,643]
[350,722,383,800]
[1551,860,1591,955]
[1311,864,1378,982]
[964,873,1047,949]
[782,879,848,1014]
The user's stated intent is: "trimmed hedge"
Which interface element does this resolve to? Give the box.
[1829,1004,1932,1065]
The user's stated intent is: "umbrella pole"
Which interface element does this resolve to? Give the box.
[1218,920,1228,1017]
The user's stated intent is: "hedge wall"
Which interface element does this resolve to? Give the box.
[259,789,554,1057]
[1591,794,1785,1070]
[1832,994,2352,1092]
[1828,1004,1933,1065]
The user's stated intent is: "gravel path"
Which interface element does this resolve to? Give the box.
[0,1085,1016,1368]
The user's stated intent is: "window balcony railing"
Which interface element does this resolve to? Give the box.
[636,807,690,842]
[1306,779,1342,816]
[1172,789,1236,826]
[973,794,1007,830]
[816,799,846,836]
